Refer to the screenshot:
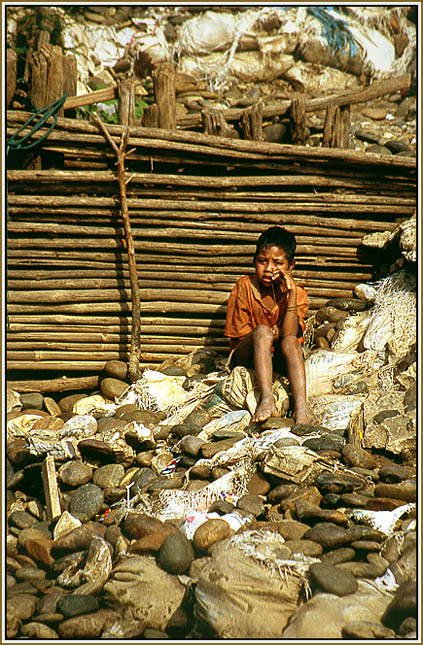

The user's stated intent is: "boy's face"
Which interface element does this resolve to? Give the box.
[254,245,294,288]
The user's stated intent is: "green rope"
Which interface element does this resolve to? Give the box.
[7,92,67,154]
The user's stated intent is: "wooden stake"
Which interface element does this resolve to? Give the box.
[201,108,232,137]
[7,49,17,109]
[152,61,176,129]
[291,97,306,145]
[41,456,62,520]
[242,103,263,141]
[118,78,138,126]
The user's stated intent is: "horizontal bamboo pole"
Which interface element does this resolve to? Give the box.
[7,282,354,300]
[7,276,360,293]
[7,375,101,393]
[7,360,107,371]
[7,298,329,314]
[7,314,228,327]
[7,214,403,237]
[7,344,227,361]
[8,203,412,222]
[7,281,357,304]
[7,169,414,190]
[7,250,374,270]
[7,338,228,351]
[7,327,226,340]
[6,238,363,259]
[5,221,365,245]
[7,191,416,208]
[7,359,195,372]
[7,268,371,286]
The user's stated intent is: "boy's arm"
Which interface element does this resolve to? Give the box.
[224,278,254,340]
[278,270,300,337]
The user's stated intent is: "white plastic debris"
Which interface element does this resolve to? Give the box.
[180,509,250,540]
[59,414,97,439]
[198,409,251,441]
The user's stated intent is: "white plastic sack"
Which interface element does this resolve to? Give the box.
[283,61,360,93]
[73,394,116,416]
[310,394,365,431]
[198,409,251,441]
[361,271,416,359]
[117,370,190,414]
[331,310,371,352]
[177,11,238,55]
[305,349,360,396]
[180,510,249,540]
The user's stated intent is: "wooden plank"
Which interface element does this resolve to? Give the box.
[41,456,62,521]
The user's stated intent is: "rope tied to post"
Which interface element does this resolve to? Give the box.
[7,92,66,154]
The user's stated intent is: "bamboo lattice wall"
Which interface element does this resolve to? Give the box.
[6,111,416,377]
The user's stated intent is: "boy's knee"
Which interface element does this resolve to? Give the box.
[253,325,274,344]
[281,334,301,354]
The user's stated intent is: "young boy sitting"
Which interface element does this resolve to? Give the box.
[224,226,311,424]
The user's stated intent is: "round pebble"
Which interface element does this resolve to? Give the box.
[309,561,358,595]
[158,532,195,574]
[68,483,104,520]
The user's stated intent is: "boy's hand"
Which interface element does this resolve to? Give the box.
[271,269,296,293]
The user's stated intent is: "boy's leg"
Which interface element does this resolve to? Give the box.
[280,334,311,424]
[231,325,278,422]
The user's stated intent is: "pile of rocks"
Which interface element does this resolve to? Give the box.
[6,338,417,639]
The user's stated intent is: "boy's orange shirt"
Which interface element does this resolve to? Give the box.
[224,274,309,346]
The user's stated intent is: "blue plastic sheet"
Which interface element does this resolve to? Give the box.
[306,7,358,58]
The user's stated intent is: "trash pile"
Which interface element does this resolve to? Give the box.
[6,214,417,639]
[6,6,417,154]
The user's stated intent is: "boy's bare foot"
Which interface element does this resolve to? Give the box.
[293,401,312,425]
[253,395,278,423]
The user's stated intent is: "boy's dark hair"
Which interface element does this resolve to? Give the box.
[253,226,297,264]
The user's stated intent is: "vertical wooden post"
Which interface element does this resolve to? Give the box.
[201,109,231,137]
[63,54,78,108]
[44,44,64,117]
[291,97,306,145]
[242,103,263,141]
[323,104,338,148]
[6,49,17,109]
[337,104,351,149]
[323,103,351,148]
[142,104,159,128]
[152,62,176,129]
[118,78,138,126]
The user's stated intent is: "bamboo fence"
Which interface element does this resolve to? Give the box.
[6,110,416,380]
